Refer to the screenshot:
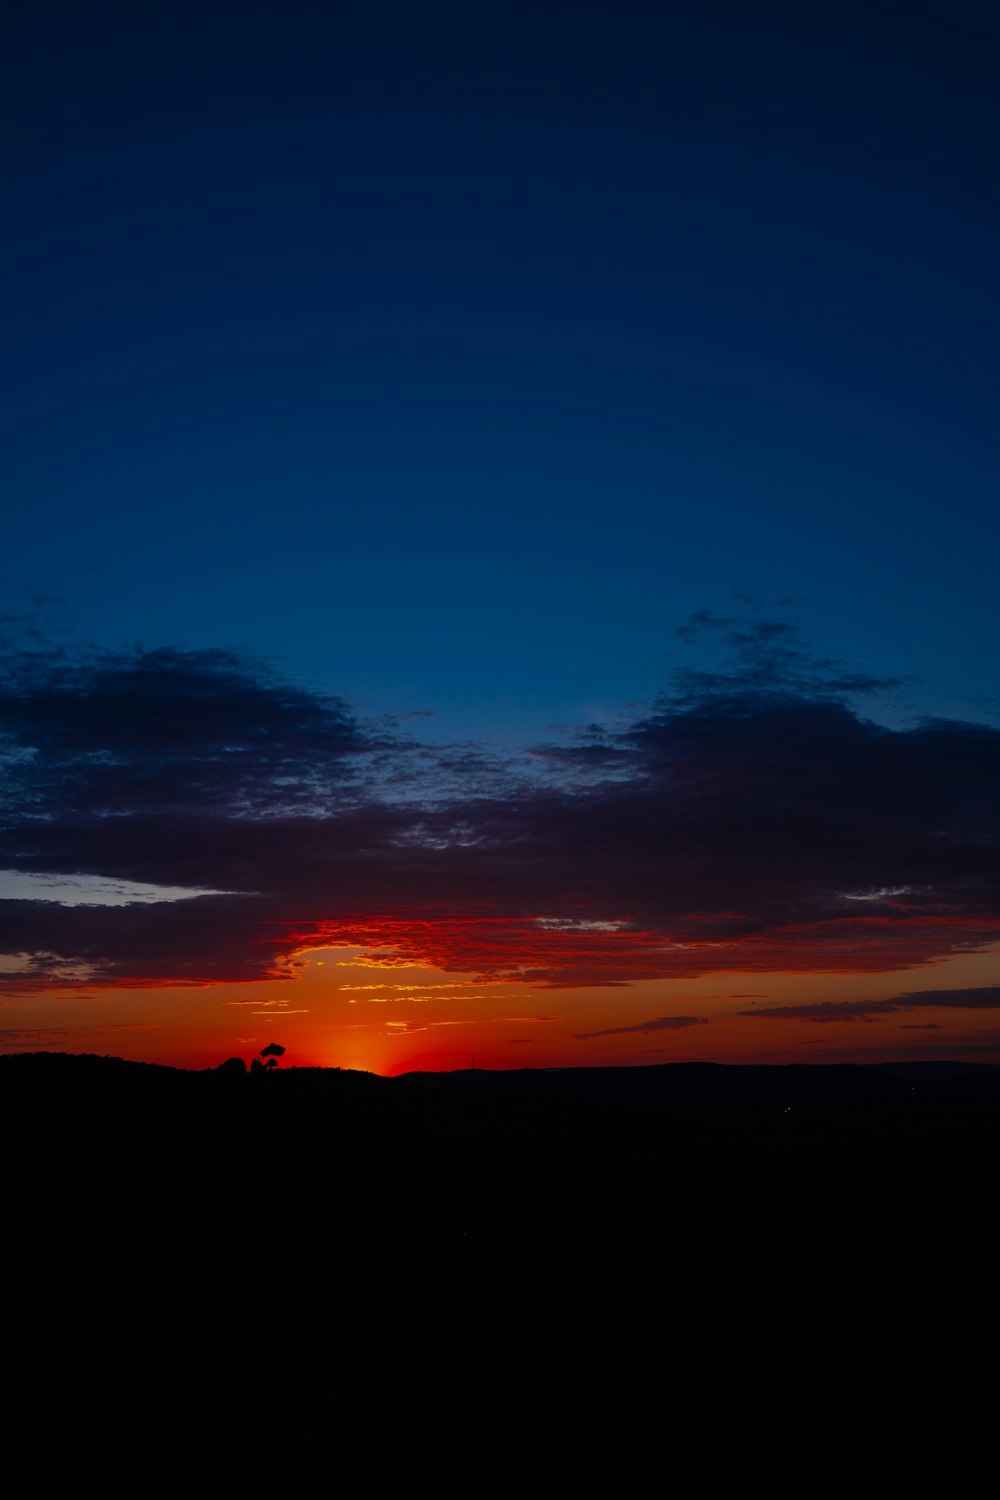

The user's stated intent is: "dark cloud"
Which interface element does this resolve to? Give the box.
[1,626,999,995]
[5,644,378,812]
[574,1016,707,1039]
[742,987,1000,1023]
[0,1024,158,1050]
[668,610,908,702]
[891,987,1000,1009]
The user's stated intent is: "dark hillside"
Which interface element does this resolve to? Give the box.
[3,1054,998,1493]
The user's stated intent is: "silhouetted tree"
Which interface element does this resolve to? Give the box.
[250,1042,286,1074]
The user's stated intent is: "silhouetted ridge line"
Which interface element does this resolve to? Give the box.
[397,1059,1000,1103]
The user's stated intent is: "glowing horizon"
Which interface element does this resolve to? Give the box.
[3,4,997,1074]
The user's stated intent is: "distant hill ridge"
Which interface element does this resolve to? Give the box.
[2,1050,999,1103]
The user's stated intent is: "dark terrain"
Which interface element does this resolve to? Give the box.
[4,1053,998,1493]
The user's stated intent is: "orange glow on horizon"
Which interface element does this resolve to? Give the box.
[3,944,1000,1074]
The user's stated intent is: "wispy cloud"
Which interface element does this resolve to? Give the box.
[0,1023,158,1050]
[574,1016,707,1039]
[741,987,1000,1023]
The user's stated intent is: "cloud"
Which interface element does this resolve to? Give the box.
[0,642,375,821]
[574,1016,707,1039]
[228,996,307,1008]
[0,871,233,906]
[0,1023,158,1050]
[889,987,1000,1009]
[741,987,1000,1023]
[1,623,999,997]
[669,610,908,701]
[503,1016,560,1023]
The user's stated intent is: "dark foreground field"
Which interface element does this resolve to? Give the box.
[4,1053,998,1493]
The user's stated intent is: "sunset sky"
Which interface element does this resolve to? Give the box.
[2,2,998,1071]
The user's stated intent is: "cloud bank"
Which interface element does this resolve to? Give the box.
[1,617,998,997]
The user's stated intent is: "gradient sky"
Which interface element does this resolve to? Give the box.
[2,2,998,1070]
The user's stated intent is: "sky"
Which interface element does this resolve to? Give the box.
[2,1,999,1071]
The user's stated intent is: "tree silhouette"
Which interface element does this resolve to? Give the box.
[250,1042,286,1074]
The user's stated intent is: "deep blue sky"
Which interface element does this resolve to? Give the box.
[4,1,997,739]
